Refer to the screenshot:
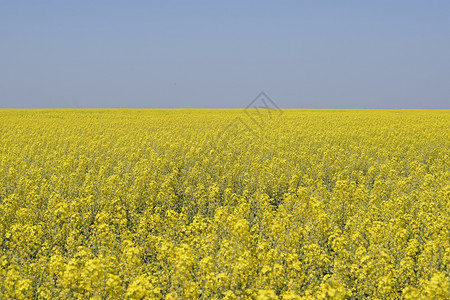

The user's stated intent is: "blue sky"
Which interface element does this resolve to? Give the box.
[1,1,449,108]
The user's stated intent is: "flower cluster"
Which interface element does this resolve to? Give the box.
[0,109,449,299]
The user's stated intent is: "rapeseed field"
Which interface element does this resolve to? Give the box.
[0,109,449,299]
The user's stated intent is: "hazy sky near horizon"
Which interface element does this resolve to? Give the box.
[1,1,449,109]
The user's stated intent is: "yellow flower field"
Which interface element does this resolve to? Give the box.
[0,109,449,299]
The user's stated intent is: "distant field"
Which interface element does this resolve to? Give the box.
[0,109,449,299]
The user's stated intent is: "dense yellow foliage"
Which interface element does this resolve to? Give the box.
[0,109,449,299]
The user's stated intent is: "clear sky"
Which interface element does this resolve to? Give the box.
[1,1,449,109]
